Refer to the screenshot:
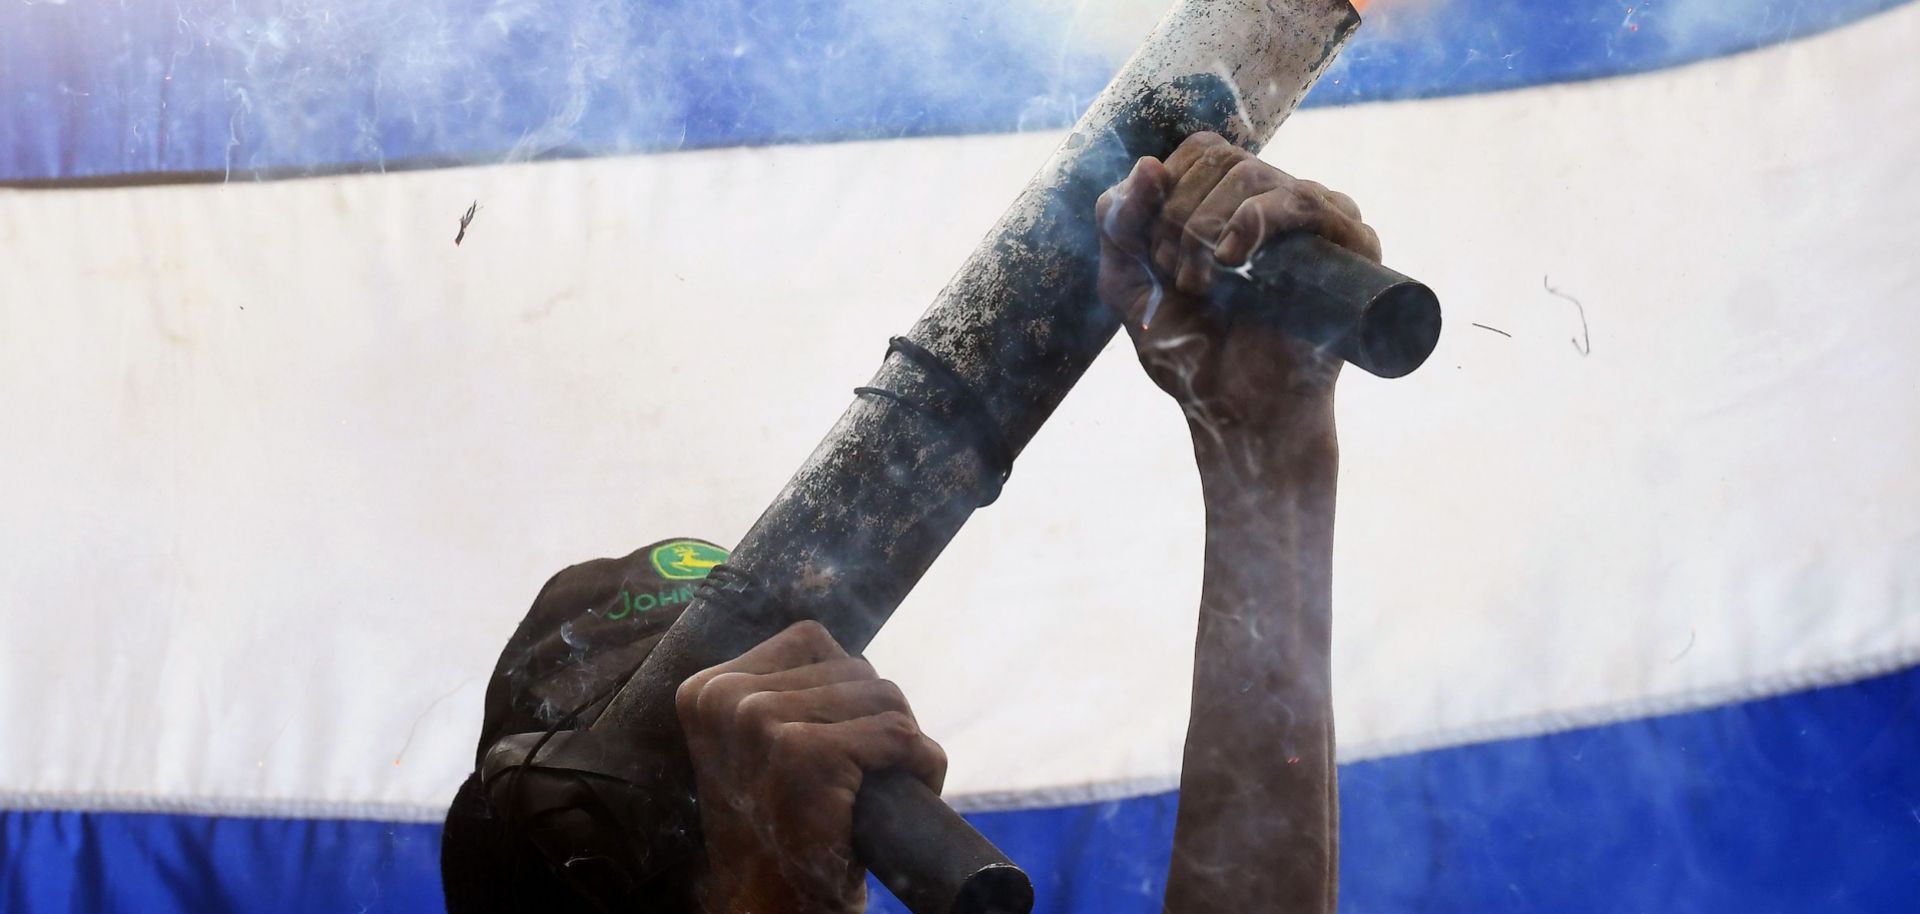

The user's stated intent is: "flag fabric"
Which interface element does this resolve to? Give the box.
[3,1,1917,911]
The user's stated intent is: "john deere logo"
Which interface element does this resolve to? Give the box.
[651,540,729,580]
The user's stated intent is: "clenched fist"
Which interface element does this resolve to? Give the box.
[677,621,946,914]
[1095,132,1381,437]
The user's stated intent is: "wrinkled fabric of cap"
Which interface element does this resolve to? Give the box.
[475,536,730,767]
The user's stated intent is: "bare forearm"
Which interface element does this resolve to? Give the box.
[1093,130,1374,913]
[1164,412,1339,914]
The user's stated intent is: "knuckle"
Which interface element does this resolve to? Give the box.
[872,678,908,709]
[771,721,825,756]
[1188,131,1227,149]
[878,710,919,740]
[1266,191,1312,221]
[674,675,707,720]
[786,619,838,654]
[733,690,782,733]
[1199,145,1242,171]
[767,721,807,760]
[695,671,751,720]
[1225,158,1273,189]
[845,656,878,681]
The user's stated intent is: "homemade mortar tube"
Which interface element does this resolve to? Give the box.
[589,3,1399,913]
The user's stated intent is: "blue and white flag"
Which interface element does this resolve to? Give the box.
[3,1,1917,911]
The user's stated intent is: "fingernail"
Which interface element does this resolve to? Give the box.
[1153,239,1178,276]
[1178,263,1203,296]
[1216,228,1246,264]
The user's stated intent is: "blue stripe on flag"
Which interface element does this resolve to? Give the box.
[1332,661,1920,913]
[1,0,1909,184]
[0,809,443,914]
[6,664,1915,913]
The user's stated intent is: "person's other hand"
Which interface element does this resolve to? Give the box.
[1095,132,1381,437]
[676,621,946,914]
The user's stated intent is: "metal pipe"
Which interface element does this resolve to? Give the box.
[591,3,1384,912]
[1215,231,1442,378]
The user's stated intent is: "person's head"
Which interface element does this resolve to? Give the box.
[441,538,730,913]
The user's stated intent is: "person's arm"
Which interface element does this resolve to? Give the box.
[1096,132,1380,914]
[1172,408,1340,913]
[675,620,947,914]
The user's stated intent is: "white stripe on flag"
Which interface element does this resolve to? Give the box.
[1,1,1917,818]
